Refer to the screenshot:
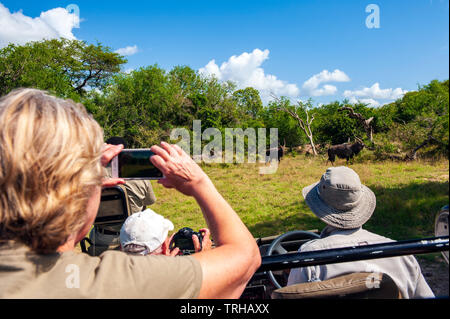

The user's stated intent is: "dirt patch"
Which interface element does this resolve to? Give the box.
[425,174,449,182]
[418,254,449,297]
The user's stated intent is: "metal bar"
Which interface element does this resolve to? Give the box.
[257,236,449,272]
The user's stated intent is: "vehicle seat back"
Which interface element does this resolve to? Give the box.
[95,185,131,226]
[271,272,402,299]
[80,185,131,255]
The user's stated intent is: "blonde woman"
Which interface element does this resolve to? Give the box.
[0,89,260,299]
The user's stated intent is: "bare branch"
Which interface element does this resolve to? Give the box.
[272,93,318,155]
[339,106,374,143]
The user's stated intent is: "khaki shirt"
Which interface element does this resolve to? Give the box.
[125,179,156,213]
[0,241,202,299]
[104,166,156,213]
[100,167,157,234]
[287,226,435,299]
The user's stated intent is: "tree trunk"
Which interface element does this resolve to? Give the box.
[272,94,318,156]
[340,106,374,143]
[308,136,318,155]
[405,136,435,161]
[292,110,317,156]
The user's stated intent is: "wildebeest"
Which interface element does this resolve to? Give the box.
[266,145,285,163]
[327,138,365,165]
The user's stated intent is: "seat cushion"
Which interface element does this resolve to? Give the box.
[271,272,401,299]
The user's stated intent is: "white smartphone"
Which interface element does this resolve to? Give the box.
[111,149,164,180]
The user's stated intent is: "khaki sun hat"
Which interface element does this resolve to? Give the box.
[302,166,376,229]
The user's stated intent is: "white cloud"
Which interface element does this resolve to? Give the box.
[348,97,381,107]
[302,69,350,96]
[199,49,407,107]
[344,82,407,106]
[0,3,79,48]
[309,84,338,97]
[115,45,139,56]
[343,82,407,100]
[199,49,300,103]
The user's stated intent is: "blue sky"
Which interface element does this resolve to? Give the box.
[0,0,448,106]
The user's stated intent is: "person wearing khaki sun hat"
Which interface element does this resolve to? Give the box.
[302,166,376,229]
[288,166,434,299]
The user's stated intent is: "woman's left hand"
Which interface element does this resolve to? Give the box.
[100,143,126,187]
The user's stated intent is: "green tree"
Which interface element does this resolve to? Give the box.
[0,39,126,99]
[262,97,307,149]
[372,79,448,159]
[95,65,175,146]
[397,80,448,158]
[233,87,264,119]
[312,102,361,145]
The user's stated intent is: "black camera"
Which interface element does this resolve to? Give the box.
[170,227,203,255]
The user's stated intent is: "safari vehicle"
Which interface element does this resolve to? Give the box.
[242,221,448,299]
[81,187,449,299]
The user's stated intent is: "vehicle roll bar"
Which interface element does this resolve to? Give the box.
[257,236,449,272]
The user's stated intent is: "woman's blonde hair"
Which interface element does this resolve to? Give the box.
[0,89,105,253]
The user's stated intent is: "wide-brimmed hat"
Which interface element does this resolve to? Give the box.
[120,208,174,253]
[302,166,376,229]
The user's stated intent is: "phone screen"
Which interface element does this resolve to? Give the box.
[118,149,163,179]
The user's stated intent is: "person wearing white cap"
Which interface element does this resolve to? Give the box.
[119,208,212,256]
[88,136,157,256]
[120,209,177,256]
[287,166,434,299]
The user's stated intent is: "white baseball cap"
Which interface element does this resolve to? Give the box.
[120,208,174,253]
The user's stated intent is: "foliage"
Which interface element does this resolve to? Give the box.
[233,87,264,122]
[262,97,306,147]
[313,102,362,145]
[375,80,449,158]
[0,39,448,159]
[0,39,126,99]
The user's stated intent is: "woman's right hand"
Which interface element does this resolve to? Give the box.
[193,228,213,253]
[150,142,212,197]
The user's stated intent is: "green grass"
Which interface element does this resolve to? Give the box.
[150,155,449,241]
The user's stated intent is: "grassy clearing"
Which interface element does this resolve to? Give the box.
[150,155,449,241]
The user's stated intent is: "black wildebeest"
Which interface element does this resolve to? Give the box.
[266,145,285,163]
[327,138,365,165]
